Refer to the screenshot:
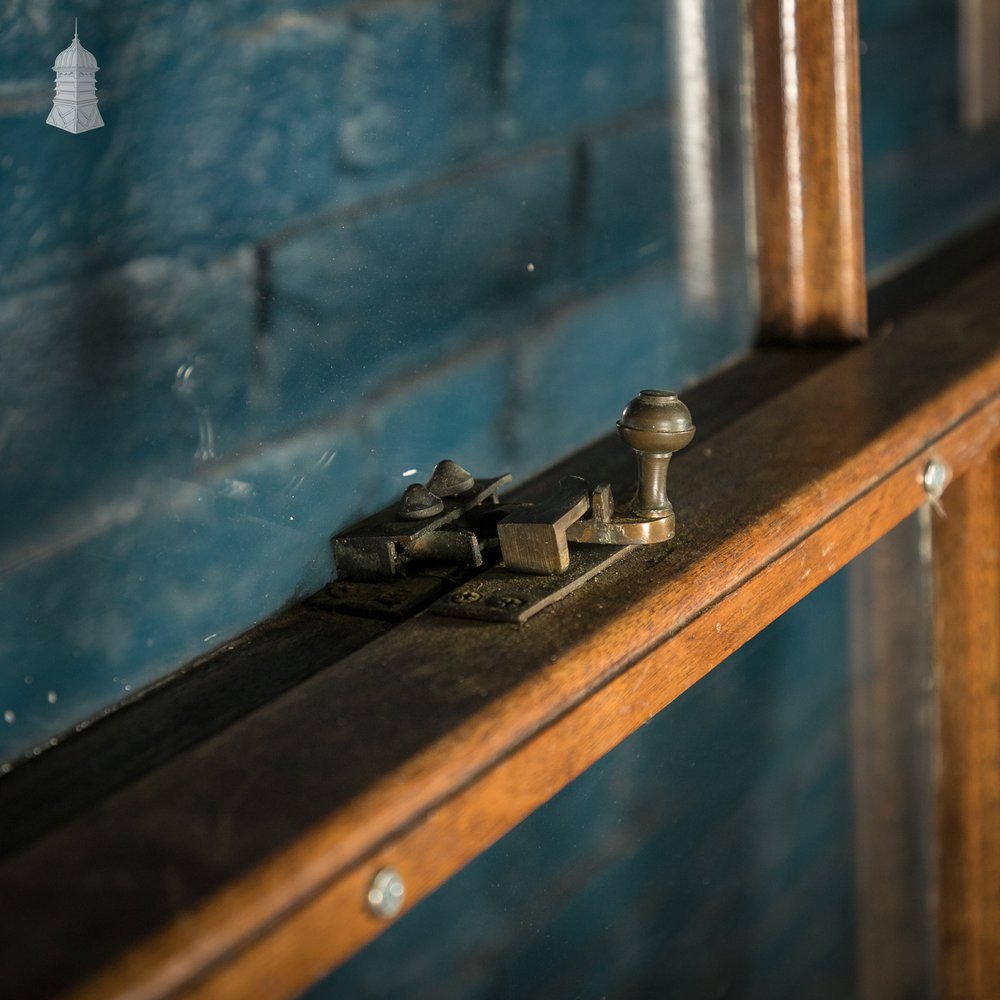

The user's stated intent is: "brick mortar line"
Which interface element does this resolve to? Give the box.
[0,257,699,573]
[259,100,670,252]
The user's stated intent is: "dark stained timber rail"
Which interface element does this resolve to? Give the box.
[4,260,1000,999]
[0,346,840,859]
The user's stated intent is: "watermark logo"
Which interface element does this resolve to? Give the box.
[46,19,104,134]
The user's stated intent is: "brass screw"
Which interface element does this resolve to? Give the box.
[427,459,475,497]
[451,590,482,604]
[397,483,444,520]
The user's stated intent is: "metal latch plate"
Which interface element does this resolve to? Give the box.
[430,543,630,623]
[309,575,455,622]
[332,475,511,581]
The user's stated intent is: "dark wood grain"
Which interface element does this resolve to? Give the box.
[868,211,1000,329]
[103,387,1000,1000]
[0,603,391,858]
[933,450,1000,999]
[1,258,1000,1000]
[750,0,867,341]
[0,345,843,860]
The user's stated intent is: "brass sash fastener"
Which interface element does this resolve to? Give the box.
[330,390,694,622]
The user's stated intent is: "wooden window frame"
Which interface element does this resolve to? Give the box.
[3,3,1000,999]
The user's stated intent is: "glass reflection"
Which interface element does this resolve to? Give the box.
[860,0,1000,273]
[0,1,753,763]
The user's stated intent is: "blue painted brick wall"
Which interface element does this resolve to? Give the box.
[0,2,752,762]
[583,115,676,280]
[1,0,988,803]
[859,12,958,162]
[0,250,255,536]
[858,0,954,34]
[337,1,501,173]
[502,0,667,142]
[0,3,950,992]
[860,0,1000,273]
[267,147,573,435]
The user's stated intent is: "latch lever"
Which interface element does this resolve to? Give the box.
[497,485,590,575]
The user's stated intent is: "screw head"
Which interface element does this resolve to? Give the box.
[426,459,475,497]
[923,459,951,500]
[450,589,482,604]
[398,483,444,520]
[486,594,525,610]
[367,867,405,919]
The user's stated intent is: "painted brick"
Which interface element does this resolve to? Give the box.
[583,118,677,282]
[93,7,350,261]
[865,128,1000,274]
[513,266,752,471]
[860,11,958,161]
[0,249,254,539]
[502,0,667,142]
[0,109,108,295]
[0,2,69,85]
[0,417,365,765]
[858,0,954,35]
[224,416,369,535]
[858,0,1000,276]
[367,340,515,509]
[336,0,501,174]
[0,4,351,289]
[0,0,351,73]
[1,1,513,292]
[267,149,571,434]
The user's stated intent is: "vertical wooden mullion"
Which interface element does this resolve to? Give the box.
[933,449,1000,999]
[749,0,867,341]
[959,0,1000,131]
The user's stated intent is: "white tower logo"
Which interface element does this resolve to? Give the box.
[46,20,104,134]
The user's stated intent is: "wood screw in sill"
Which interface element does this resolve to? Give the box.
[923,458,951,516]
[367,868,405,919]
[397,483,444,521]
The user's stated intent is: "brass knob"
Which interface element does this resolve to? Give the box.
[617,390,695,519]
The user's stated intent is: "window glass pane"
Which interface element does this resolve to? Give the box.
[861,0,1000,273]
[312,518,935,999]
[0,1,753,763]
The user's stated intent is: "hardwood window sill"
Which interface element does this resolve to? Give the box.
[4,259,1000,1000]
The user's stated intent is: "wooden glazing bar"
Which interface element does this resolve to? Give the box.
[750,0,867,341]
[933,449,1000,999]
[5,260,1000,999]
[959,0,1000,131]
[137,400,1000,1000]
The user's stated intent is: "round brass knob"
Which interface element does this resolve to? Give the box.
[617,390,695,519]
